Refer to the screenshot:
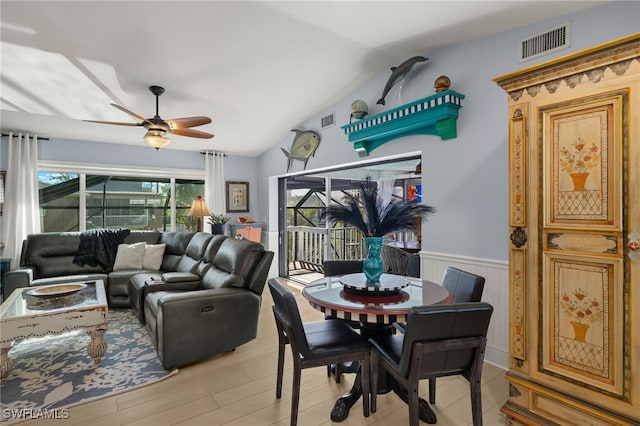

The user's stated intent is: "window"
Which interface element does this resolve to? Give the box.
[39,172,80,232]
[38,170,204,233]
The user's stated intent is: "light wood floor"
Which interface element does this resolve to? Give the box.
[20,279,509,425]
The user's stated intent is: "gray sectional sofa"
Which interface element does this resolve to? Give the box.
[3,230,274,369]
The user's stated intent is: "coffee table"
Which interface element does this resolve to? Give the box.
[0,280,108,379]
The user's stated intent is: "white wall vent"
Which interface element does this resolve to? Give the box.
[519,23,570,62]
[320,112,335,128]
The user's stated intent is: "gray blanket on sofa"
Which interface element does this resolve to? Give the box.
[72,228,131,268]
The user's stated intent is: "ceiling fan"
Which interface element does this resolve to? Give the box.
[85,85,214,149]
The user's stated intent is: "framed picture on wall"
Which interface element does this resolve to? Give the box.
[226,181,249,213]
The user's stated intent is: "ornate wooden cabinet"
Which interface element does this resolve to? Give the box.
[495,35,639,425]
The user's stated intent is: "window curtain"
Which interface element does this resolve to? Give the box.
[1,132,41,268]
[204,151,225,224]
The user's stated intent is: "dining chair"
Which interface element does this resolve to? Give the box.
[322,259,363,277]
[267,278,370,426]
[442,266,486,304]
[322,259,364,383]
[370,302,494,426]
[381,244,410,275]
[395,266,486,404]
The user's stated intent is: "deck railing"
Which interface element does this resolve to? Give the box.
[287,225,417,272]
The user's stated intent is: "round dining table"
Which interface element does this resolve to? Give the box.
[301,273,452,423]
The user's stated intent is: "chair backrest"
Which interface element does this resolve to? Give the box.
[381,245,409,275]
[323,260,363,277]
[268,279,311,356]
[398,302,493,377]
[202,238,271,293]
[174,232,214,273]
[441,267,485,303]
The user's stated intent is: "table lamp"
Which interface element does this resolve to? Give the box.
[189,196,211,232]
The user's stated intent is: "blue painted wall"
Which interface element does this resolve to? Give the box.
[256,1,639,261]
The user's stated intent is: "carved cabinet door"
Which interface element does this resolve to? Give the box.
[498,35,640,425]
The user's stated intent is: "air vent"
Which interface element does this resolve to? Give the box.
[519,23,570,62]
[321,112,335,128]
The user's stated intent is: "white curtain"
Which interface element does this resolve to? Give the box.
[1,132,41,268]
[204,151,226,223]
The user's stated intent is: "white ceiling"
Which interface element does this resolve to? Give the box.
[1,1,607,156]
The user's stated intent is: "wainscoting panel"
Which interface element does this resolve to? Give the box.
[420,251,509,369]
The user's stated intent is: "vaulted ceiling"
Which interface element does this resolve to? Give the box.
[1,1,608,155]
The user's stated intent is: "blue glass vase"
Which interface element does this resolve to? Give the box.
[363,237,384,284]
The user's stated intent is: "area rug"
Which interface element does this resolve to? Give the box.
[0,309,177,414]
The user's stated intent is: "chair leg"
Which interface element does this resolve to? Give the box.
[360,353,370,417]
[408,376,420,426]
[335,363,341,383]
[428,377,436,404]
[276,338,285,399]
[370,352,378,413]
[470,378,483,426]
[290,364,302,426]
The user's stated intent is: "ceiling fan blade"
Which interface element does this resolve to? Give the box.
[111,103,149,123]
[165,116,212,129]
[83,120,143,127]
[169,128,214,139]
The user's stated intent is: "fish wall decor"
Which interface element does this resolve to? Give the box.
[377,56,429,106]
[281,129,321,172]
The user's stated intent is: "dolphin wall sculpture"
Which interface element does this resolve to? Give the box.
[376,55,429,105]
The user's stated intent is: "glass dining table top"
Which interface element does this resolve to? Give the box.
[302,273,452,324]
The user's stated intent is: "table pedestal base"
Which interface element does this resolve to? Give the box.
[329,369,436,424]
[329,322,437,424]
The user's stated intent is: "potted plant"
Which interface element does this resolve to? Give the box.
[209,213,230,235]
[322,177,435,284]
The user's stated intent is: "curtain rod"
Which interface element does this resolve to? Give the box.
[200,151,227,157]
[1,132,49,141]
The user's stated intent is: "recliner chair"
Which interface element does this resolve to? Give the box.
[142,237,274,369]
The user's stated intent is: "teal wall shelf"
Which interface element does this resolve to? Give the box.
[341,90,465,156]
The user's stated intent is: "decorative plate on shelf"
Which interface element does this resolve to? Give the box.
[26,283,87,299]
[339,273,409,294]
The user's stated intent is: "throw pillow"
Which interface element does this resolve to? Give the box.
[143,243,166,270]
[112,242,146,271]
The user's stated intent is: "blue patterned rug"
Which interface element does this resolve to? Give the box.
[0,309,177,416]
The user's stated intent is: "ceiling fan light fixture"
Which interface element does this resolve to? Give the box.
[144,129,170,149]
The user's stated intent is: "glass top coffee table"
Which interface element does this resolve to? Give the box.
[0,280,108,379]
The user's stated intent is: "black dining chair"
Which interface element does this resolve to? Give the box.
[442,266,486,304]
[381,244,410,275]
[395,266,486,404]
[370,302,494,426]
[322,259,363,277]
[268,278,370,426]
[322,259,364,383]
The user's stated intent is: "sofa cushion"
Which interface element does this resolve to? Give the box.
[143,244,166,270]
[200,238,265,290]
[176,232,213,273]
[113,242,146,271]
[21,233,106,278]
[125,231,161,245]
[159,232,195,271]
[196,234,227,276]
